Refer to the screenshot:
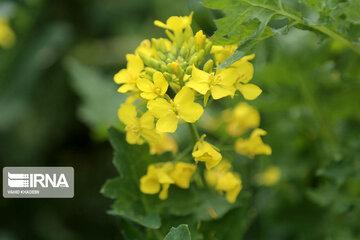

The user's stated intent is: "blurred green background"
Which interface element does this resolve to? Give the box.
[1,0,360,239]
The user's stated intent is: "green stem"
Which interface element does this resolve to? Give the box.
[241,0,360,55]
[311,25,360,55]
[187,123,200,143]
[173,145,193,162]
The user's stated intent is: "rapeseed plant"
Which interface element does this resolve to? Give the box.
[114,13,271,202]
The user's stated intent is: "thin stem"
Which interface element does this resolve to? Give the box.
[311,25,360,55]
[173,145,193,162]
[187,123,200,143]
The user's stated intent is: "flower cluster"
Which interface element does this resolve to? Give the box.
[223,102,272,158]
[205,162,242,203]
[140,162,196,200]
[114,13,271,202]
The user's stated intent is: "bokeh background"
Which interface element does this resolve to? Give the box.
[1,0,360,239]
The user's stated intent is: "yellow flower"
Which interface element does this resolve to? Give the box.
[154,12,193,34]
[232,54,255,84]
[140,162,196,200]
[118,102,159,145]
[205,162,242,203]
[235,128,272,158]
[140,163,174,200]
[149,133,178,155]
[231,54,262,100]
[135,39,157,59]
[114,54,144,93]
[194,30,206,49]
[187,66,237,100]
[211,45,237,66]
[224,102,260,136]
[147,87,204,133]
[192,134,222,169]
[259,166,281,186]
[0,18,16,49]
[170,162,197,189]
[136,71,168,100]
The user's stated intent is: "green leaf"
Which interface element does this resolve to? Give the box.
[164,224,191,240]
[64,58,125,140]
[341,0,360,24]
[162,188,199,216]
[118,219,146,240]
[102,128,164,229]
[195,191,235,221]
[204,0,360,68]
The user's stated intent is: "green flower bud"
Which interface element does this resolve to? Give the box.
[179,45,188,58]
[203,59,214,73]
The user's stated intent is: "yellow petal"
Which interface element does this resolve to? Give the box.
[217,68,238,86]
[136,78,154,92]
[232,59,254,84]
[156,113,178,133]
[226,102,260,136]
[191,66,210,83]
[186,81,209,95]
[142,129,161,143]
[0,18,16,49]
[237,83,262,100]
[140,92,158,100]
[126,131,142,145]
[117,83,136,93]
[178,102,204,123]
[139,111,155,129]
[235,128,272,158]
[261,166,281,186]
[204,170,218,187]
[153,20,167,29]
[126,54,144,76]
[149,133,178,155]
[226,184,241,203]
[241,53,255,61]
[114,69,130,84]
[171,162,196,188]
[174,87,195,105]
[147,98,172,118]
[192,142,222,169]
[217,172,239,191]
[159,183,170,200]
[153,71,168,95]
[211,85,235,100]
[140,175,160,194]
[118,103,137,126]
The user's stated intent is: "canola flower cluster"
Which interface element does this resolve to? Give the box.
[114,13,274,203]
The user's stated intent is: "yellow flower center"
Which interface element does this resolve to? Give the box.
[154,87,162,95]
[169,100,181,118]
[125,124,140,134]
[209,72,222,89]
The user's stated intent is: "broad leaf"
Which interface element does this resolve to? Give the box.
[164,224,191,240]
[65,58,125,140]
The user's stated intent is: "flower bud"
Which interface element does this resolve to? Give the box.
[196,49,205,65]
[204,40,213,55]
[145,67,157,76]
[203,59,214,73]
[195,30,206,49]
[189,55,198,65]
[179,45,188,58]
[157,51,167,61]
